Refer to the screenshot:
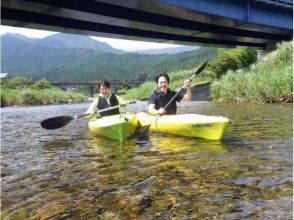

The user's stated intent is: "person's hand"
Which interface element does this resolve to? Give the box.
[184,79,193,89]
[157,108,166,115]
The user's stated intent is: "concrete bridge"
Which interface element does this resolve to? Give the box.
[51,81,141,96]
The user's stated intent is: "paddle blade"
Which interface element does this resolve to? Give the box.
[193,61,208,78]
[41,116,74,130]
[136,125,150,135]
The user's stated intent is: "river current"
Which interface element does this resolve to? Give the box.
[1,101,292,219]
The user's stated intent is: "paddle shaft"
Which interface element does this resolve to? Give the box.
[77,100,136,118]
[41,101,135,129]
[75,106,120,119]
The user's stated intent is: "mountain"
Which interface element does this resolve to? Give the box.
[1,33,218,83]
[1,33,102,75]
[36,33,125,54]
[1,33,125,54]
[136,45,200,54]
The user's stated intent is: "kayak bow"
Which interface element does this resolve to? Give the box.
[88,112,139,142]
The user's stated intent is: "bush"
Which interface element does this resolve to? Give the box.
[30,79,52,90]
[237,48,257,68]
[20,89,42,105]
[1,76,31,89]
[209,47,257,78]
[210,54,239,78]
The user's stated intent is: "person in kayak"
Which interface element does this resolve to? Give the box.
[148,73,192,115]
[85,80,127,116]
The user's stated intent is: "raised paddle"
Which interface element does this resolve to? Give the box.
[41,101,135,130]
[139,61,208,134]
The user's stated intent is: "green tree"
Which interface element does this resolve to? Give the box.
[30,79,52,90]
[209,47,257,78]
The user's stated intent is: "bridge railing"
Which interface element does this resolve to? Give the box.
[50,82,141,86]
[255,0,293,8]
[50,81,142,97]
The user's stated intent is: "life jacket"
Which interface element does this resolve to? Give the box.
[97,94,119,116]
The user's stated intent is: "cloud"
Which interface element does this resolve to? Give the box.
[1,25,181,52]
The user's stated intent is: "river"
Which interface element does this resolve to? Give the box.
[1,101,292,219]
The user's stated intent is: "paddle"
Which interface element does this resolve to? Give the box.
[139,61,208,134]
[41,101,135,130]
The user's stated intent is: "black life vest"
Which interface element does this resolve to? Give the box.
[97,94,119,116]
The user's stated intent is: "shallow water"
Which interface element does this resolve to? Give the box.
[1,101,292,219]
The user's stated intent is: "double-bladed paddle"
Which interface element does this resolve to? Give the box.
[139,61,208,134]
[41,101,135,130]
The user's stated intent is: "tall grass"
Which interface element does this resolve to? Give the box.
[211,41,293,103]
[123,81,155,100]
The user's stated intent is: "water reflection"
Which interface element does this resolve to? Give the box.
[1,102,292,219]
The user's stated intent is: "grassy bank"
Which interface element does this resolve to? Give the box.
[1,78,87,107]
[1,88,87,107]
[210,41,293,103]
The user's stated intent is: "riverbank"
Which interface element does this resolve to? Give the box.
[124,40,292,104]
[1,87,87,107]
[210,41,293,103]
[1,78,87,107]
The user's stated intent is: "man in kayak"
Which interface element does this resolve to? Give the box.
[85,81,127,116]
[148,73,192,115]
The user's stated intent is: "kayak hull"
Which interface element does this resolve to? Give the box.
[136,112,229,140]
[88,113,138,141]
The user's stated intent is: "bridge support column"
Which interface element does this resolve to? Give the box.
[258,42,277,60]
[89,85,94,97]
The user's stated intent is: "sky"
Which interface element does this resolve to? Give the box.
[0,25,181,52]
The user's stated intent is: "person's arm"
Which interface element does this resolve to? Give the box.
[181,79,193,101]
[148,92,166,115]
[85,98,98,114]
[148,104,166,115]
[116,95,128,106]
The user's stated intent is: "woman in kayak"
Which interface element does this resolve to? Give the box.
[85,81,127,116]
[148,73,192,115]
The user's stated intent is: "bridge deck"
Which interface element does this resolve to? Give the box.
[1,0,292,48]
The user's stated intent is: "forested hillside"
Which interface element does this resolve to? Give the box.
[1,33,217,83]
[44,47,217,82]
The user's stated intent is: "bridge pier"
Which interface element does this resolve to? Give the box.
[180,82,212,101]
[258,41,277,60]
[89,85,94,97]
[191,82,212,101]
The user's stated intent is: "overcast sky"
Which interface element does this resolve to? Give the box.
[0,25,181,52]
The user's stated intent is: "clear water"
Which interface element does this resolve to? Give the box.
[1,101,292,219]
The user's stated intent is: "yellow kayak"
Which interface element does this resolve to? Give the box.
[136,112,229,140]
[88,113,139,142]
